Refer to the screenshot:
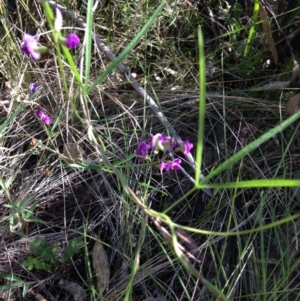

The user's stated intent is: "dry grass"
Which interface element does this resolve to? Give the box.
[1,0,300,300]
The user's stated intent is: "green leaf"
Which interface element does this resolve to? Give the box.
[24,202,38,220]
[0,103,27,137]
[16,194,34,209]
[0,273,26,290]
[84,0,94,86]
[196,27,206,184]
[62,238,85,263]
[30,238,56,265]
[244,0,259,57]
[23,256,51,271]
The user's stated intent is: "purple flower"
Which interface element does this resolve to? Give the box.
[182,140,193,155]
[171,158,181,170]
[136,141,150,161]
[160,161,171,173]
[150,133,176,153]
[160,158,182,173]
[54,9,80,49]
[36,109,47,118]
[65,33,80,49]
[29,83,38,94]
[36,109,53,126]
[150,133,167,149]
[21,34,41,60]
[41,115,53,125]
[54,8,63,32]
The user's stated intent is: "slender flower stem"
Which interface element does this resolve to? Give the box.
[40,1,69,96]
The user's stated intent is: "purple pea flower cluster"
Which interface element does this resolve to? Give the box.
[36,109,53,126]
[21,8,80,60]
[136,133,193,173]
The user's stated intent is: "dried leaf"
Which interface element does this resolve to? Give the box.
[291,59,300,83]
[63,143,79,163]
[285,93,300,115]
[58,278,87,301]
[92,236,110,295]
[259,2,278,64]
[35,294,47,301]
[262,81,290,89]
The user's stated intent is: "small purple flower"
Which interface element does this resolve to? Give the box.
[182,140,193,155]
[29,83,38,94]
[160,158,182,173]
[150,133,168,149]
[170,158,181,170]
[160,161,171,173]
[150,133,176,154]
[136,141,150,161]
[150,133,163,149]
[21,34,41,60]
[65,33,80,49]
[41,115,53,125]
[36,109,53,126]
[36,109,47,118]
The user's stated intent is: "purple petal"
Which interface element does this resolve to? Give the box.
[136,148,147,160]
[135,141,150,161]
[36,109,53,125]
[41,115,53,125]
[21,34,41,60]
[65,33,80,49]
[150,133,175,154]
[183,140,193,155]
[160,161,171,173]
[171,158,181,171]
[36,109,47,118]
[29,83,38,94]
[160,158,182,173]
[161,136,172,144]
[139,141,150,151]
[150,133,163,149]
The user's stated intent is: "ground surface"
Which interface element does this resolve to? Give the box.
[1,0,300,300]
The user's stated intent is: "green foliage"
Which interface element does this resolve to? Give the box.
[4,194,37,234]
[0,273,28,296]
[30,238,56,265]
[22,238,84,271]
[22,256,51,271]
[62,238,85,263]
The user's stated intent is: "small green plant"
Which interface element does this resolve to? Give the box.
[0,172,39,234]
[23,238,84,271]
[22,256,52,271]
[4,195,37,233]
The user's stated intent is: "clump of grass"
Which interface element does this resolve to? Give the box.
[1,0,300,300]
